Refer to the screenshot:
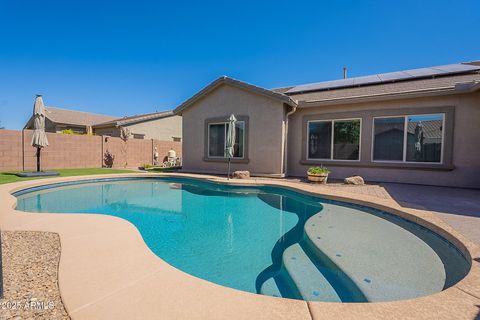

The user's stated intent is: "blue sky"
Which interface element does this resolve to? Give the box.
[0,0,479,129]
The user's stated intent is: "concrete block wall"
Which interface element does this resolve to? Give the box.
[0,130,182,171]
[0,130,23,172]
[22,130,103,170]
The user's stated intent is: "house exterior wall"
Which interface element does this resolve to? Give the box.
[53,124,87,134]
[288,91,480,188]
[93,126,121,137]
[181,85,286,176]
[124,115,182,141]
[93,116,182,141]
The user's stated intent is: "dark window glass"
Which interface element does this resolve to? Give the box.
[308,121,332,159]
[373,117,405,161]
[208,123,225,157]
[406,114,443,163]
[208,122,245,158]
[333,120,360,160]
[234,122,245,158]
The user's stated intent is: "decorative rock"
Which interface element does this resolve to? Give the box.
[1,231,70,319]
[344,175,365,185]
[233,170,250,179]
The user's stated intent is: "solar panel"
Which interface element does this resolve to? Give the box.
[352,75,382,86]
[434,63,480,73]
[289,78,354,92]
[285,63,480,94]
[404,67,446,77]
[377,71,412,82]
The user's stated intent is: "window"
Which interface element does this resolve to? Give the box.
[373,114,444,163]
[373,117,405,161]
[208,121,245,158]
[132,133,145,139]
[307,119,361,161]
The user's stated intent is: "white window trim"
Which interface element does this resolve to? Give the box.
[207,121,245,159]
[306,118,362,162]
[371,113,445,164]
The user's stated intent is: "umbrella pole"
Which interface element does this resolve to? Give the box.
[36,147,41,172]
[227,158,231,180]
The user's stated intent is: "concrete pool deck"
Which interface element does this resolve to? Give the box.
[263,177,480,246]
[0,173,479,319]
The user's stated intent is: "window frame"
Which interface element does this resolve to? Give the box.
[207,120,246,159]
[371,113,445,164]
[306,117,362,162]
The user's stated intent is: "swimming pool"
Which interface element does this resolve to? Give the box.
[14,177,469,302]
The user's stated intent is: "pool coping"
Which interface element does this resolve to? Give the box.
[0,172,479,320]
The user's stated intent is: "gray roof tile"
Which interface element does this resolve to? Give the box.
[45,107,117,126]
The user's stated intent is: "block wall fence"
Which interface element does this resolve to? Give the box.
[0,129,181,171]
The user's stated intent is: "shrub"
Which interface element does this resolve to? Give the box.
[104,150,115,168]
[307,166,330,175]
[61,129,95,136]
[62,129,81,135]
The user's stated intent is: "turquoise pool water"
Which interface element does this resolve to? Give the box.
[14,177,470,302]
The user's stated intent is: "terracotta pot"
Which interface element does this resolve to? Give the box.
[307,172,329,184]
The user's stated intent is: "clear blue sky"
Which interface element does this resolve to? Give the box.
[1,0,479,129]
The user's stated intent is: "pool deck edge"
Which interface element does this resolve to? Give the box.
[0,172,479,320]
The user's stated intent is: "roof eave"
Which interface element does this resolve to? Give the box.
[174,76,297,115]
[94,111,176,128]
[91,122,119,129]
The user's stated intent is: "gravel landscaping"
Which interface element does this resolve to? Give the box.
[0,231,69,320]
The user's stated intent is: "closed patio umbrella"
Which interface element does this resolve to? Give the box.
[31,95,49,172]
[225,114,237,179]
[414,122,425,161]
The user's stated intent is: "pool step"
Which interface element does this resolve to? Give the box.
[260,277,282,298]
[282,243,341,302]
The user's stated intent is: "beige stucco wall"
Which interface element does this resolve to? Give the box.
[288,91,480,188]
[181,84,286,176]
[93,126,120,137]
[93,116,182,141]
[125,115,182,141]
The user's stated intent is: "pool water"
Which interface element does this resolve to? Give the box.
[14,177,470,302]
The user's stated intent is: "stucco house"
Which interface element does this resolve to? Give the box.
[24,106,116,134]
[93,110,182,141]
[25,104,182,141]
[175,61,480,188]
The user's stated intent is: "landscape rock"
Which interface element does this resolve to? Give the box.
[233,170,250,179]
[1,231,70,319]
[344,175,365,185]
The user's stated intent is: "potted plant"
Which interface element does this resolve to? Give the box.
[307,166,330,184]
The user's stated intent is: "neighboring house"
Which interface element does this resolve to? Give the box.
[93,111,182,141]
[24,105,182,141]
[175,61,480,188]
[24,106,116,133]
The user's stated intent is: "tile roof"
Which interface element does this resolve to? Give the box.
[375,119,443,141]
[174,76,298,114]
[45,107,117,126]
[408,120,443,141]
[94,110,176,127]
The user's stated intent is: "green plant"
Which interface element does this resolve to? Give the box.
[307,166,330,175]
[62,129,81,135]
[61,129,95,136]
[143,163,152,169]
